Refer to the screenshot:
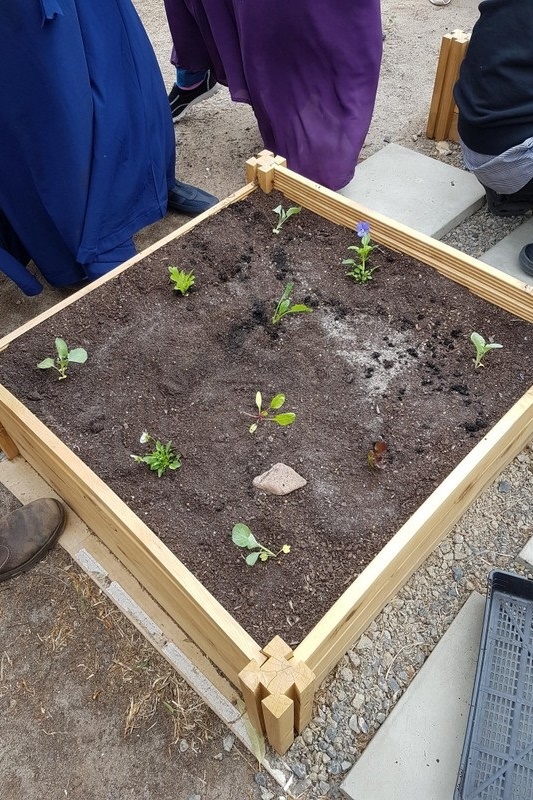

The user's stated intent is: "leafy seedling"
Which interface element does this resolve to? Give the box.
[37,337,87,380]
[343,221,377,284]
[367,440,388,471]
[244,391,296,433]
[231,523,290,566]
[272,281,313,324]
[168,266,195,295]
[272,204,301,234]
[131,431,181,477]
[470,331,503,369]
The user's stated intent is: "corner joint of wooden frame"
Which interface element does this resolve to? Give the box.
[245,151,286,191]
[238,635,316,754]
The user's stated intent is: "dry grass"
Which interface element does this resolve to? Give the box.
[62,561,214,748]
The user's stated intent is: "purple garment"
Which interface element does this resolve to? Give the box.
[163,0,382,190]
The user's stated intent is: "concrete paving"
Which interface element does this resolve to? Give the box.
[340,592,486,800]
[339,143,485,239]
[481,217,533,284]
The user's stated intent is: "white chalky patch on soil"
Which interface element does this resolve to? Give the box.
[320,312,415,397]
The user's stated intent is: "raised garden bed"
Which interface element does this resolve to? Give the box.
[1,152,533,754]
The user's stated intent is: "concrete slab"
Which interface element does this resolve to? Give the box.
[481,217,533,284]
[340,592,486,800]
[339,144,485,239]
[516,535,533,575]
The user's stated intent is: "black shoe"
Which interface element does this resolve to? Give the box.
[0,498,65,582]
[167,180,219,216]
[519,243,533,277]
[483,185,533,217]
[168,70,219,122]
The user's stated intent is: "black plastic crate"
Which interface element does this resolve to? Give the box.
[455,570,533,800]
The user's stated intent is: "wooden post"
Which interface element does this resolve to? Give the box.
[239,635,316,754]
[245,150,287,192]
[0,423,19,459]
[426,30,470,143]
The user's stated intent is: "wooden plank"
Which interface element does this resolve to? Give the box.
[426,33,452,139]
[434,32,469,141]
[0,423,19,458]
[262,693,294,755]
[0,183,257,354]
[0,385,263,687]
[239,661,268,735]
[294,387,533,684]
[270,164,533,322]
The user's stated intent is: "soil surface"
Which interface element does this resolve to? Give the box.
[2,189,532,647]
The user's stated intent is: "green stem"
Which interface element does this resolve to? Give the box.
[256,541,276,558]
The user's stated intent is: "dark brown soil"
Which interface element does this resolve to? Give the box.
[2,189,532,647]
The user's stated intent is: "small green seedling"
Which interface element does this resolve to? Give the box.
[131,431,181,477]
[272,204,301,234]
[272,281,313,324]
[244,391,296,433]
[470,331,503,369]
[232,523,290,566]
[37,337,87,380]
[168,266,195,295]
[343,221,377,284]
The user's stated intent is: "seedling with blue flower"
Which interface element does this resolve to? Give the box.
[343,221,377,284]
[131,431,181,477]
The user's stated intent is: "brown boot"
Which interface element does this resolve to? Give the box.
[0,498,65,582]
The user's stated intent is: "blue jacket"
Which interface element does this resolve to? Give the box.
[0,0,175,294]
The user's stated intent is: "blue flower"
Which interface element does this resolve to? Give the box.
[356,221,370,238]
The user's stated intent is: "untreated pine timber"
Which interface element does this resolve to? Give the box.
[238,635,316,754]
[0,423,18,459]
[2,151,533,756]
[426,30,470,143]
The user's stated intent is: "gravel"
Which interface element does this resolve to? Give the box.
[259,179,533,798]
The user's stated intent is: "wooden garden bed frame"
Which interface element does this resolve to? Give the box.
[2,151,533,755]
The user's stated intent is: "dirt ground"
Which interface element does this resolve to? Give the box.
[0,2,484,799]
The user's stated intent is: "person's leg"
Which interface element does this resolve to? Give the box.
[482,176,533,217]
[163,1,220,122]
[168,66,219,122]
[0,499,65,582]
[167,180,218,214]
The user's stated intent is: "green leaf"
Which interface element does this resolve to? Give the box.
[269,393,286,410]
[245,551,260,566]
[281,282,294,301]
[485,343,503,351]
[249,422,258,433]
[284,206,302,219]
[68,348,88,364]
[288,304,312,314]
[273,412,296,426]
[259,552,269,561]
[37,358,55,370]
[232,523,254,549]
[470,332,485,351]
[55,338,69,360]
[273,204,282,216]
[255,391,262,412]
